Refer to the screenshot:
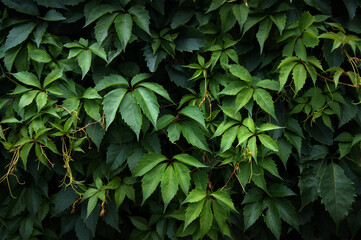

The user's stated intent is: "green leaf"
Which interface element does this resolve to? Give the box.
[133,153,168,177]
[161,165,179,209]
[179,105,206,129]
[219,81,245,95]
[294,39,307,61]
[118,92,142,138]
[131,73,152,87]
[243,201,263,231]
[220,4,236,32]
[319,162,356,224]
[259,123,283,132]
[173,154,207,168]
[228,64,252,82]
[275,198,299,231]
[2,0,39,16]
[264,200,281,240]
[138,82,173,103]
[210,191,237,212]
[256,18,272,54]
[43,68,63,88]
[143,45,167,72]
[86,195,98,218]
[167,122,181,143]
[20,217,33,240]
[212,199,231,236]
[95,74,129,91]
[235,87,254,113]
[200,200,213,236]
[130,216,151,231]
[213,120,238,137]
[4,22,37,51]
[237,125,253,146]
[103,88,127,130]
[270,13,287,35]
[84,4,117,26]
[298,11,315,32]
[134,87,159,126]
[183,188,206,203]
[35,91,47,112]
[174,162,191,195]
[13,72,41,89]
[83,88,101,99]
[29,49,52,63]
[292,63,307,95]
[77,50,92,79]
[302,31,319,48]
[94,13,117,45]
[184,199,205,229]
[141,163,167,204]
[20,143,33,170]
[253,88,276,119]
[181,120,210,152]
[129,5,150,34]
[278,61,297,91]
[171,9,194,29]
[232,3,249,30]
[206,0,226,12]
[258,134,278,152]
[114,13,133,50]
[19,90,39,109]
[259,158,281,180]
[219,126,238,153]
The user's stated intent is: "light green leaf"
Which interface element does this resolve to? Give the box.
[20,143,33,170]
[114,13,133,50]
[129,5,150,34]
[294,39,307,61]
[86,195,98,218]
[253,88,276,119]
[259,123,283,132]
[278,61,297,91]
[232,3,249,31]
[82,88,101,99]
[133,153,168,177]
[237,125,253,145]
[19,90,39,109]
[179,105,206,129]
[161,165,179,209]
[256,18,272,54]
[77,50,92,79]
[219,126,238,153]
[213,120,238,138]
[115,186,126,208]
[35,91,47,112]
[118,92,142,138]
[4,22,37,51]
[228,64,252,82]
[84,100,101,121]
[138,82,173,103]
[141,163,167,204]
[219,81,245,95]
[13,72,41,89]
[200,200,213,236]
[103,88,127,130]
[235,87,254,113]
[299,11,315,32]
[43,68,63,88]
[89,43,107,61]
[173,154,207,168]
[184,199,205,229]
[131,73,152,87]
[183,188,207,203]
[210,191,237,212]
[212,199,231,236]
[319,162,356,224]
[95,74,129,91]
[243,201,263,230]
[292,63,307,95]
[134,87,159,126]
[174,162,191,195]
[258,134,278,152]
[302,31,319,48]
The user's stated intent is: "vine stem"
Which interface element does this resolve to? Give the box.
[317,72,360,89]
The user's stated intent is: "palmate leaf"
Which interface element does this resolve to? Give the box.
[319,162,356,224]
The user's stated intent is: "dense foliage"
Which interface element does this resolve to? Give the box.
[1,0,361,239]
